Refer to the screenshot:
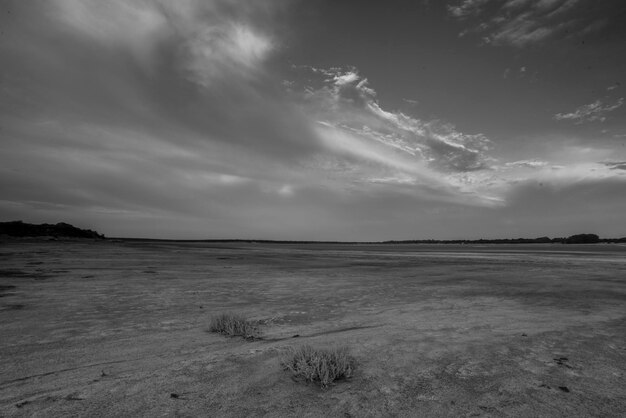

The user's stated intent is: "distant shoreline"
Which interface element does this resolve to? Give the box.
[2,221,624,244]
[110,237,626,245]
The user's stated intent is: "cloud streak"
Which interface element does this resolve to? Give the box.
[554,98,624,124]
[296,67,492,170]
[449,0,610,47]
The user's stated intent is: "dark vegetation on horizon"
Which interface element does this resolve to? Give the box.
[2,221,625,244]
[120,233,625,244]
[0,220,104,239]
[384,233,625,244]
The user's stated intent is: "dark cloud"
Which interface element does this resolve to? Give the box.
[603,162,626,171]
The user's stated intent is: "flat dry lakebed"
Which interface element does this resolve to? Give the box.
[1,240,625,416]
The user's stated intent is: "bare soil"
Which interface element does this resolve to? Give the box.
[1,239,625,417]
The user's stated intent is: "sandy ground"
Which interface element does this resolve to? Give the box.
[0,239,625,417]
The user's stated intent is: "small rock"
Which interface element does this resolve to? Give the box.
[170,393,180,399]
[15,400,29,408]
[558,386,570,393]
[554,358,571,368]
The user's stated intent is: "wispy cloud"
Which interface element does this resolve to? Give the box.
[504,159,549,169]
[554,98,624,124]
[0,1,327,230]
[296,67,492,172]
[448,0,607,47]
[285,66,502,205]
[288,66,626,209]
[447,0,492,18]
[49,0,276,86]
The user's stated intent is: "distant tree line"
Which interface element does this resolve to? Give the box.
[125,233,625,244]
[0,221,104,239]
[2,221,625,244]
[383,233,626,244]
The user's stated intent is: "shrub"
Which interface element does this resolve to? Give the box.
[282,345,355,388]
[565,233,600,244]
[209,313,257,339]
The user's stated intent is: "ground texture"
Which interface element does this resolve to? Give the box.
[1,239,625,417]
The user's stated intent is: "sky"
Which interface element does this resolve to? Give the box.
[1,0,625,240]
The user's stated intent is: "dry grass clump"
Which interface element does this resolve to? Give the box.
[209,313,257,339]
[282,345,355,388]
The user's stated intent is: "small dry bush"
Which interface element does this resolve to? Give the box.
[282,345,355,388]
[209,313,257,339]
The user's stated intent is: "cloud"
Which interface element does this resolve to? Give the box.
[554,98,624,124]
[295,67,492,174]
[603,162,626,171]
[182,21,274,86]
[448,0,610,47]
[2,0,505,240]
[2,0,324,153]
[447,0,492,18]
[0,1,332,226]
[8,0,502,222]
[2,1,626,239]
[505,160,549,169]
[48,0,275,85]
